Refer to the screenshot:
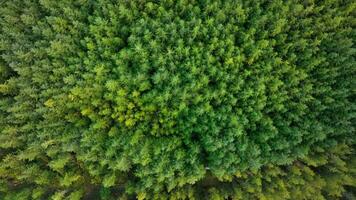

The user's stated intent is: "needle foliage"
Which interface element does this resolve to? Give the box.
[0,0,355,199]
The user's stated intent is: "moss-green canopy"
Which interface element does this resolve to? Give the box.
[0,0,354,199]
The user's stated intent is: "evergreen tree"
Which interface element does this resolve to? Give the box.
[0,0,354,199]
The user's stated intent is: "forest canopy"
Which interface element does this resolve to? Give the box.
[0,0,355,199]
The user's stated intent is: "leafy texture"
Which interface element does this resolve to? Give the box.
[0,0,355,199]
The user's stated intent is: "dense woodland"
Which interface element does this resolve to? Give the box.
[0,0,355,199]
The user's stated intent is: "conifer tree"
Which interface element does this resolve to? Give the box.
[0,0,354,199]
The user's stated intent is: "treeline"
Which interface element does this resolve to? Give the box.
[0,0,355,199]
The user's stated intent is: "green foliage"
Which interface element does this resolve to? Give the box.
[0,0,354,199]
